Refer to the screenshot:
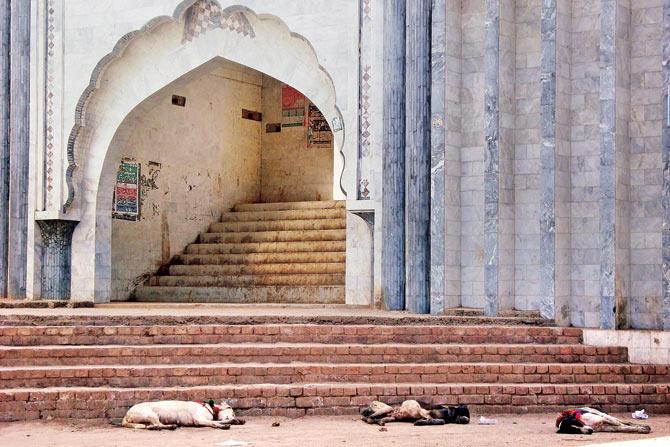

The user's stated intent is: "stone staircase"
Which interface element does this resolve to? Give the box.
[133,200,346,304]
[0,314,669,421]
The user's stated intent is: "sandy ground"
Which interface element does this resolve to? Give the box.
[0,415,668,447]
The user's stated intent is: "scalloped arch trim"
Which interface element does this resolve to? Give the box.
[63,1,344,213]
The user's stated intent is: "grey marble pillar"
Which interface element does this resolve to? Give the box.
[483,0,500,317]
[405,0,431,314]
[599,0,630,329]
[382,0,406,311]
[36,220,78,300]
[7,0,29,299]
[662,0,670,330]
[0,0,9,298]
[429,0,446,315]
[540,0,556,321]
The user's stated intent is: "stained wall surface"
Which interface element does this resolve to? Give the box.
[110,61,263,300]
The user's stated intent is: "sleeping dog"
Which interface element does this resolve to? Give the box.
[121,400,245,430]
[361,400,470,426]
[556,407,651,435]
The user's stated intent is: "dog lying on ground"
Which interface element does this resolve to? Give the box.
[361,400,470,426]
[556,407,651,435]
[121,400,245,430]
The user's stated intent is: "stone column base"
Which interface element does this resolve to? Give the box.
[36,219,78,300]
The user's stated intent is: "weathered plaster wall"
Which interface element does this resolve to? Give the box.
[260,75,333,203]
[110,61,262,300]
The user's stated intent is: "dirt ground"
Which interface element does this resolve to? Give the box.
[1,414,668,447]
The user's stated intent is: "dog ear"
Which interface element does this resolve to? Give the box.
[208,399,215,407]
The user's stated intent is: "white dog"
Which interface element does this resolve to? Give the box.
[121,400,245,430]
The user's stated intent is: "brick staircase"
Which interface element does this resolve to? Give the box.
[133,200,346,304]
[0,315,669,421]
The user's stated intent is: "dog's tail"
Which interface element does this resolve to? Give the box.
[109,418,124,427]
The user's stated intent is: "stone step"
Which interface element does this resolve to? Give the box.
[219,208,346,222]
[0,325,583,345]
[0,343,628,367]
[184,240,346,254]
[199,229,346,244]
[133,285,345,304]
[173,252,347,265]
[152,274,345,287]
[168,263,345,276]
[2,383,669,421]
[210,218,346,233]
[3,362,666,389]
[233,200,345,212]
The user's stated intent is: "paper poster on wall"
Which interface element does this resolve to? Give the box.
[281,85,306,128]
[307,103,333,147]
[112,160,141,221]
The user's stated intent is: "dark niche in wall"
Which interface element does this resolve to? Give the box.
[242,109,262,121]
[266,123,281,133]
[171,95,187,107]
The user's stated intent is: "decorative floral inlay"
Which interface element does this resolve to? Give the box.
[45,0,56,205]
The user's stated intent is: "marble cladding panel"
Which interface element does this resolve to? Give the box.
[570,0,602,327]
[460,0,486,309]
[662,0,670,329]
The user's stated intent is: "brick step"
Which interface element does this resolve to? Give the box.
[168,263,345,276]
[173,252,346,265]
[2,362,665,388]
[209,219,346,233]
[198,229,346,244]
[184,240,346,254]
[219,208,346,222]
[151,274,345,287]
[0,325,583,345]
[133,285,346,304]
[2,383,669,421]
[444,308,541,319]
[233,200,345,212]
[0,344,627,367]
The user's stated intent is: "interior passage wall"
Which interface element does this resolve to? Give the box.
[629,0,663,328]
[260,75,333,203]
[110,62,263,301]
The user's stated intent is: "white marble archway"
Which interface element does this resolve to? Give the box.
[68,4,344,301]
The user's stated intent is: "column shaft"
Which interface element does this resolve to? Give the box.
[0,0,9,297]
[405,0,431,314]
[382,0,406,310]
[662,0,670,330]
[7,0,30,298]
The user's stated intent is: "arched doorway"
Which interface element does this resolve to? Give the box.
[68,3,345,302]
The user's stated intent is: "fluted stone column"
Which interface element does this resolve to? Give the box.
[36,220,78,300]
[0,0,10,297]
[382,0,406,311]
[7,0,30,298]
[405,0,431,314]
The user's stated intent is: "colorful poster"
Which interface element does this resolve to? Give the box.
[281,85,306,128]
[113,160,140,221]
[307,103,333,147]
